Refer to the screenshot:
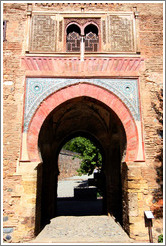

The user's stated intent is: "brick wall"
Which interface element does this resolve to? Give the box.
[3,2,163,243]
[3,3,27,243]
[58,150,81,180]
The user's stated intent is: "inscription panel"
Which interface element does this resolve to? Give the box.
[109,15,134,52]
[30,15,56,52]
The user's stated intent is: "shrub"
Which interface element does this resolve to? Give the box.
[158,234,163,243]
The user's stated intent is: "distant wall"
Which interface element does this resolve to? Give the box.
[58,149,81,180]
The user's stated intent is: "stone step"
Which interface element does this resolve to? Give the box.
[74,186,97,200]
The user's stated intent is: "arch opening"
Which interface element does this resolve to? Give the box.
[84,24,98,36]
[66,24,81,52]
[35,96,127,234]
[57,135,106,218]
[67,23,81,35]
[84,24,99,52]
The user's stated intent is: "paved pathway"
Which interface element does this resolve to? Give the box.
[31,174,133,243]
[57,174,94,197]
[31,215,133,243]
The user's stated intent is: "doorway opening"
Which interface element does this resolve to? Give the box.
[57,136,106,217]
[36,96,127,235]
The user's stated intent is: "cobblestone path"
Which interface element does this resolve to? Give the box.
[31,175,133,243]
[31,215,133,243]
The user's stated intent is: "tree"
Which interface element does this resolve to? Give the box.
[63,137,102,175]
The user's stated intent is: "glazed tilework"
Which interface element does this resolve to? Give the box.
[24,78,140,131]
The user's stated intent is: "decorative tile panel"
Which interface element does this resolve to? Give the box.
[109,15,134,52]
[30,15,56,52]
[24,78,140,131]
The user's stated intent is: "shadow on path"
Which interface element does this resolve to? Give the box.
[57,197,103,216]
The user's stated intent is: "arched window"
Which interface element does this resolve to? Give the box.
[66,24,81,52]
[84,24,99,52]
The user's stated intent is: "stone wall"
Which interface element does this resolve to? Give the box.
[58,150,81,180]
[3,2,163,243]
[3,3,28,243]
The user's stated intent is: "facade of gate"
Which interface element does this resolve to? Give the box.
[3,2,163,243]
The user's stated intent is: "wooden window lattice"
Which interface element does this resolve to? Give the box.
[85,32,99,52]
[66,31,99,52]
[66,31,81,52]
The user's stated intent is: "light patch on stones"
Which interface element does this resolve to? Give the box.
[4,81,13,86]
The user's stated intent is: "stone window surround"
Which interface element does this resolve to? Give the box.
[27,11,138,54]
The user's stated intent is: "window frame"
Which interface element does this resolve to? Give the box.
[3,20,7,42]
[65,20,100,53]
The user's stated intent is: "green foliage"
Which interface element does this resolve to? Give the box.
[158,234,163,243]
[97,190,103,198]
[63,137,102,175]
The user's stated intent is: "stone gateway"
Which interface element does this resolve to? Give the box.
[3,2,163,243]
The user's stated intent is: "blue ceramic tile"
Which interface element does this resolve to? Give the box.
[24,78,140,131]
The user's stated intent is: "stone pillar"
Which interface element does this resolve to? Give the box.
[26,3,32,52]
[80,36,85,61]
[133,6,140,54]
[12,161,39,242]
[122,161,152,242]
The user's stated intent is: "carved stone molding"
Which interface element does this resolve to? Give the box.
[22,56,144,77]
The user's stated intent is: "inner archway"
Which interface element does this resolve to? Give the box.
[36,95,127,233]
[57,135,106,217]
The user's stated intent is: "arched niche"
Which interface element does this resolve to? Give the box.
[66,23,81,52]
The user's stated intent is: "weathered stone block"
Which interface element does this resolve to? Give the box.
[3,216,8,222]
[128,192,138,217]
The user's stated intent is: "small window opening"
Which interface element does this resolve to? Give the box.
[66,24,81,52]
[3,20,7,41]
[84,24,99,52]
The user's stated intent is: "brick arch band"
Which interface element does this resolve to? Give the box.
[27,83,139,162]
